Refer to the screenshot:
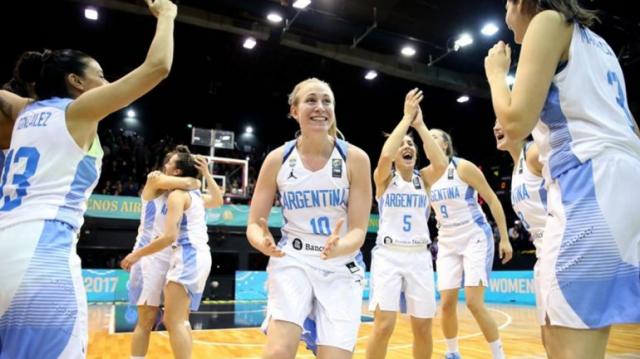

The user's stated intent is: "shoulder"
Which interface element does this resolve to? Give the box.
[346,143,370,164]
[529,10,574,39]
[263,145,287,168]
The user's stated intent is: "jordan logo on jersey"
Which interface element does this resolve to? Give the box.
[288,155,298,180]
[288,170,297,180]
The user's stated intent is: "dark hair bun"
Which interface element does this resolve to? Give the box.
[15,51,45,83]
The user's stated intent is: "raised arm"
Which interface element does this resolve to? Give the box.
[322,146,372,259]
[67,0,177,125]
[246,147,285,257]
[141,170,201,200]
[374,88,422,197]
[412,107,447,186]
[458,159,513,264]
[120,189,188,270]
[485,11,572,141]
[194,155,224,208]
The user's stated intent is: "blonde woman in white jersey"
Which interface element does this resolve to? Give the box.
[0,1,176,357]
[121,145,223,359]
[428,129,512,359]
[485,0,640,357]
[127,147,202,359]
[365,89,447,359]
[247,78,372,359]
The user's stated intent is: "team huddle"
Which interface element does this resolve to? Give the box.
[0,0,639,358]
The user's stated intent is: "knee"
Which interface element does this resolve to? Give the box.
[162,314,185,331]
[373,319,396,339]
[412,321,432,341]
[465,299,485,315]
[137,314,157,332]
[262,344,296,359]
[440,299,457,315]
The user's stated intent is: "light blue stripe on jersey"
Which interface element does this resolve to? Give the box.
[23,97,72,112]
[539,180,548,212]
[0,221,77,359]
[55,154,99,229]
[541,84,582,179]
[464,186,495,280]
[556,160,640,327]
[137,200,158,249]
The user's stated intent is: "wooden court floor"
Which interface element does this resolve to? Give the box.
[87,303,640,358]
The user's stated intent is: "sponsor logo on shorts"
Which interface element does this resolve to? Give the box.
[293,238,303,250]
[383,236,393,244]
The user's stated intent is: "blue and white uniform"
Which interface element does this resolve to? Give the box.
[128,194,173,307]
[532,23,640,328]
[511,142,548,312]
[165,190,211,312]
[511,142,547,257]
[429,157,494,291]
[262,139,364,353]
[369,170,435,318]
[0,97,102,358]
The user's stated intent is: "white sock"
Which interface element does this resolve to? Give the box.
[445,337,459,354]
[131,356,145,359]
[489,339,505,359]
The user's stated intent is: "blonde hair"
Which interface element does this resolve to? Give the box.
[431,128,454,159]
[288,78,344,139]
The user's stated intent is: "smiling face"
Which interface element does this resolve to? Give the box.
[394,135,417,170]
[493,119,508,151]
[289,80,336,136]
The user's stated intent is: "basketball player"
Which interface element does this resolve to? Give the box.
[485,1,640,357]
[0,0,177,357]
[429,129,512,359]
[127,149,203,359]
[365,89,447,359]
[246,78,372,359]
[121,146,223,359]
[493,119,547,341]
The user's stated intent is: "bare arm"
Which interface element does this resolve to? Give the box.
[246,147,285,257]
[374,89,423,197]
[525,142,543,177]
[458,159,513,263]
[194,155,223,208]
[141,171,200,200]
[67,0,176,125]
[413,107,447,186]
[120,190,188,270]
[322,146,372,259]
[485,11,572,141]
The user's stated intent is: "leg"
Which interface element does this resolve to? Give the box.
[463,286,499,342]
[163,281,192,359]
[410,316,432,359]
[365,308,397,359]
[440,289,459,341]
[318,345,354,359]
[262,319,303,359]
[131,305,160,357]
[543,325,610,359]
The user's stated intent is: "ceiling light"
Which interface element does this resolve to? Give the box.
[401,46,416,57]
[243,37,257,50]
[293,0,311,9]
[456,95,470,103]
[365,70,378,80]
[481,23,499,36]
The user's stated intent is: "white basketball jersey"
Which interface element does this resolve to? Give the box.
[429,157,489,236]
[0,98,103,230]
[376,170,430,247]
[176,190,209,249]
[277,139,359,272]
[134,194,172,257]
[511,143,547,257]
[533,23,640,182]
